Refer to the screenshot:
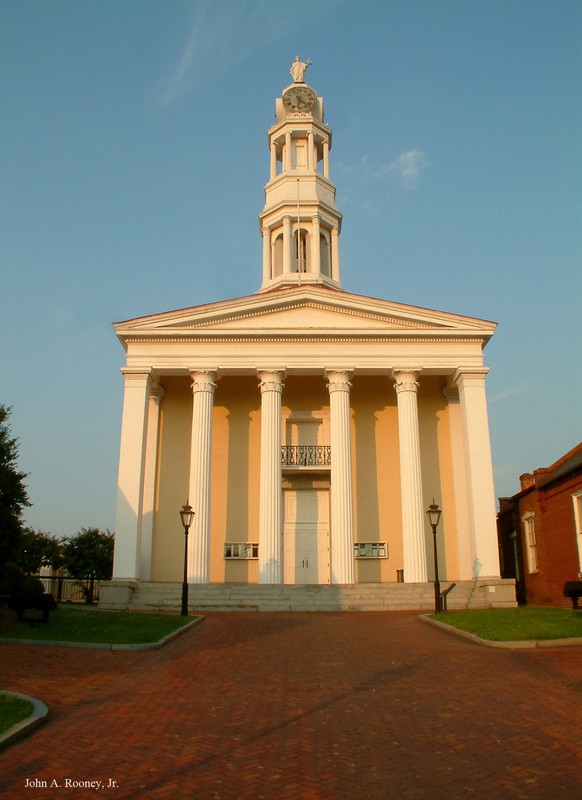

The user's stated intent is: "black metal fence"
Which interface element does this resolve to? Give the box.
[281,445,331,467]
[37,576,101,604]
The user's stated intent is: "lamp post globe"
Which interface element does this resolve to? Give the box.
[179,504,195,616]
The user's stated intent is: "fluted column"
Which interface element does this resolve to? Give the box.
[113,369,153,580]
[443,384,473,580]
[258,370,285,583]
[188,370,217,583]
[326,370,355,584]
[454,368,500,578]
[393,369,427,582]
[139,382,164,581]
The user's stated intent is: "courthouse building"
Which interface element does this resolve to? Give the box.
[101,61,515,610]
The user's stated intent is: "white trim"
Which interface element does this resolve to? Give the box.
[572,491,582,577]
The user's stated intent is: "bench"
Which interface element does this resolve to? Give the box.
[563,581,582,609]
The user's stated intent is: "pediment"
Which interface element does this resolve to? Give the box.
[114,287,495,339]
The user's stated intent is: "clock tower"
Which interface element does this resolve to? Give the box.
[258,58,343,291]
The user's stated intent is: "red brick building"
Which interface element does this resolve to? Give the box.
[497,442,582,607]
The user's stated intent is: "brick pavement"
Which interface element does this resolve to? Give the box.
[1,612,581,800]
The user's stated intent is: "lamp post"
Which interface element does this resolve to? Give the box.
[179,503,195,616]
[427,501,442,614]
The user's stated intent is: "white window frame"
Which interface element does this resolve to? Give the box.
[572,491,582,577]
[224,542,259,560]
[522,513,538,574]
[354,542,388,559]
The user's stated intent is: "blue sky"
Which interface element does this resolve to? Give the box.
[1,0,580,538]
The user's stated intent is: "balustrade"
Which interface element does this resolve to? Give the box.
[281,445,331,467]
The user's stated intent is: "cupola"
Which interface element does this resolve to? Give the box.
[258,57,343,292]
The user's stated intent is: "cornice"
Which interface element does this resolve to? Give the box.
[181,299,425,329]
[122,334,487,345]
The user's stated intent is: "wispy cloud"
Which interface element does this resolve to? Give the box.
[156,0,343,108]
[489,385,528,405]
[336,148,429,196]
[382,148,428,189]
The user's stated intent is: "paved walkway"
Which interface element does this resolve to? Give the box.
[1,612,581,799]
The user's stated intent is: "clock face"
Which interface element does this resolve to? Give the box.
[283,86,317,113]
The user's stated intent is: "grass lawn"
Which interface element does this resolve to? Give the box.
[0,605,197,645]
[432,607,582,641]
[0,694,33,734]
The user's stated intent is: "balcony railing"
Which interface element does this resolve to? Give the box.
[281,445,331,468]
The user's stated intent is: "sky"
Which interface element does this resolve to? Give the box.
[1,0,580,539]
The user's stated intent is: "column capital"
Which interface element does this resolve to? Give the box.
[442,382,460,402]
[326,369,353,393]
[258,369,285,393]
[392,368,421,394]
[120,367,154,384]
[190,370,217,393]
[454,367,490,388]
[150,383,165,405]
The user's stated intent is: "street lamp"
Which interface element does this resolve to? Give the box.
[179,503,195,616]
[427,501,442,614]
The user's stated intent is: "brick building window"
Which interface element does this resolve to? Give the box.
[522,513,538,573]
[572,491,582,575]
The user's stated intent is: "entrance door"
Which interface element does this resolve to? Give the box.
[283,489,330,584]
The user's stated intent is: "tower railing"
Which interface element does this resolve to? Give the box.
[281,445,331,467]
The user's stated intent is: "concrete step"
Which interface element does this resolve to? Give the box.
[100,578,516,612]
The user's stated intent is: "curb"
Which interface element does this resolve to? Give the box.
[420,614,582,649]
[0,691,48,752]
[0,615,204,651]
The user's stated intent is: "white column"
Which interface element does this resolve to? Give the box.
[270,141,277,179]
[113,369,153,580]
[307,130,314,171]
[326,370,355,584]
[454,368,500,578]
[443,384,473,580]
[283,216,292,274]
[285,131,292,171]
[188,370,217,583]
[311,215,321,275]
[139,382,164,581]
[331,226,340,283]
[392,369,427,582]
[323,139,330,179]
[258,370,285,583]
[262,225,271,284]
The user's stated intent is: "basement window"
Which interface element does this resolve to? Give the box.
[354,542,388,559]
[224,543,259,559]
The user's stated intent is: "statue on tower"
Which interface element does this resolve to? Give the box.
[290,55,311,83]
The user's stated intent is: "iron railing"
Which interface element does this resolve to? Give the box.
[37,576,101,604]
[281,445,331,467]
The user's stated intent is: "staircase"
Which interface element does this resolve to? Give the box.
[100,579,516,612]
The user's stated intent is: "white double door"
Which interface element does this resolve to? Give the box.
[283,488,330,584]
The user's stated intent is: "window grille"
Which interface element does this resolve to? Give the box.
[354,542,388,559]
[224,543,259,559]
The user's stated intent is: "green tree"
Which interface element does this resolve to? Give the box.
[0,405,31,593]
[61,528,114,604]
[18,528,62,575]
